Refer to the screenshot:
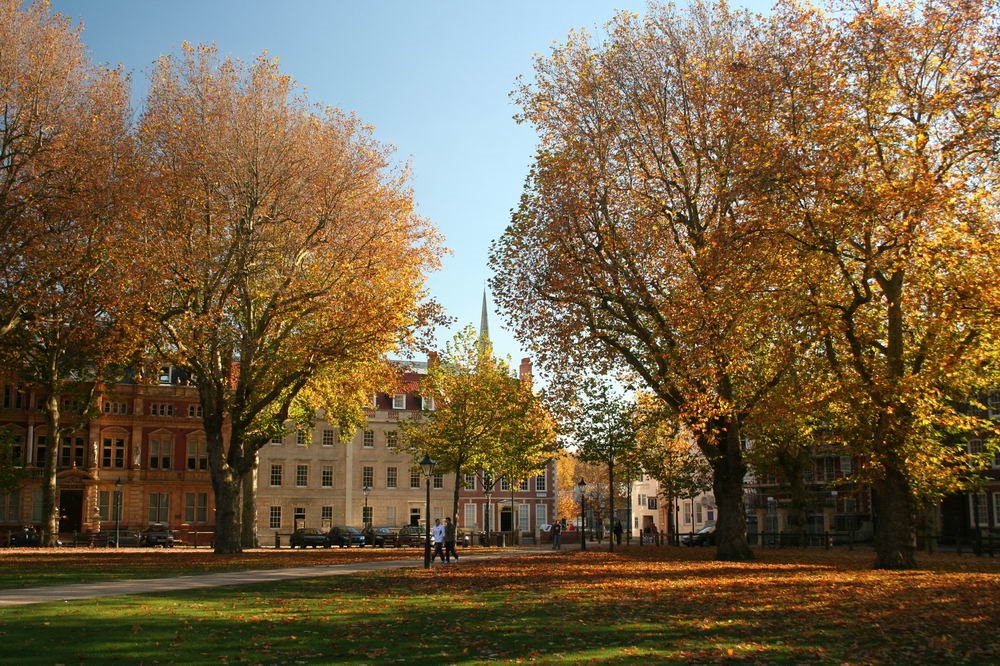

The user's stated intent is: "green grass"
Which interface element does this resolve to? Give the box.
[1,548,998,664]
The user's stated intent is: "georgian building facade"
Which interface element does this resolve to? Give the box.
[0,367,215,544]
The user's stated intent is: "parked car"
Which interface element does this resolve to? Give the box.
[139,523,175,547]
[290,527,330,549]
[456,531,471,547]
[327,526,365,547]
[363,527,398,548]
[395,524,433,547]
[96,530,141,547]
[681,524,716,547]
[8,527,40,547]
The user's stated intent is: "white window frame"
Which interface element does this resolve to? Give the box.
[387,466,398,489]
[422,396,435,411]
[464,503,476,529]
[970,493,988,527]
[270,464,283,487]
[296,464,308,488]
[269,506,281,529]
[321,465,334,488]
[363,430,374,448]
[392,393,406,410]
[535,504,547,530]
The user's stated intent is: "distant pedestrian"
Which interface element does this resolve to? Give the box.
[613,519,623,546]
[444,517,459,562]
[431,519,446,562]
[651,523,659,545]
[552,521,562,550]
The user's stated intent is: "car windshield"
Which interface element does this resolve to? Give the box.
[697,525,715,534]
[299,529,320,535]
[337,527,361,535]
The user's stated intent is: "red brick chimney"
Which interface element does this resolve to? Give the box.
[518,357,532,385]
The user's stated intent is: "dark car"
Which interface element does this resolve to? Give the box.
[363,527,398,548]
[139,523,175,547]
[290,527,330,549]
[395,525,433,548]
[681,524,716,547]
[96,530,141,547]
[8,527,40,547]
[327,526,365,547]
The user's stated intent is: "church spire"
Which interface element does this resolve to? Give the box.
[479,288,490,351]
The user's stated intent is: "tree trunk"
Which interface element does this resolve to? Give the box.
[704,425,753,561]
[240,460,257,549]
[607,461,615,552]
[41,390,61,547]
[213,473,242,554]
[872,463,917,569]
[780,450,808,548]
[452,469,462,526]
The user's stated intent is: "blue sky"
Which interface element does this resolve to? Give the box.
[52,0,770,365]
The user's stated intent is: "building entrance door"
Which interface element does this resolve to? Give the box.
[59,489,83,533]
[500,507,512,532]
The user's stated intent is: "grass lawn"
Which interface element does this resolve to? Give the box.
[1,547,997,664]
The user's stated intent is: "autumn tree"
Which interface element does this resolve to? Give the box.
[0,0,144,545]
[560,379,638,551]
[492,1,802,561]
[401,326,558,527]
[759,0,1000,568]
[139,44,443,553]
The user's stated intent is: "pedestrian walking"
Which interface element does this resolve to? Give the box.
[551,521,562,550]
[431,519,446,562]
[444,517,459,562]
[613,519,623,546]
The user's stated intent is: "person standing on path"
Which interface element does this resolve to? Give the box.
[613,519,623,546]
[431,518,446,562]
[444,517,459,562]
[552,521,562,550]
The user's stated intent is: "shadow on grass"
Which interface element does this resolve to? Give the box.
[3,551,998,665]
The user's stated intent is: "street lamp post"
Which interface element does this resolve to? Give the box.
[363,484,370,529]
[578,479,587,551]
[625,473,633,547]
[114,478,122,549]
[419,454,435,568]
[483,473,493,547]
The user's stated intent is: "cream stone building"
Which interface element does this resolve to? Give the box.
[254,361,456,545]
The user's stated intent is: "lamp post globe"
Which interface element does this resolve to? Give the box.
[419,454,435,568]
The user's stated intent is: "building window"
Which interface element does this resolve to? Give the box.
[386,431,398,449]
[322,429,336,446]
[363,430,374,448]
[386,466,398,489]
[410,470,421,489]
[149,434,172,470]
[321,465,334,488]
[535,473,547,492]
[363,466,374,488]
[392,393,406,410]
[464,474,476,490]
[184,492,208,523]
[518,504,530,531]
[187,436,208,471]
[648,497,658,510]
[433,473,443,489]
[363,505,373,526]
[993,494,1000,527]
[296,429,309,446]
[321,506,333,524]
[148,493,169,523]
[971,493,988,527]
[295,464,309,487]
[60,436,85,468]
[149,403,174,417]
[103,401,127,415]
[270,464,283,487]
[500,478,510,491]
[270,433,283,446]
[34,435,46,468]
[294,507,305,527]
[989,390,1000,419]
[386,506,396,525]
[422,396,435,411]
[101,437,125,469]
[519,479,529,491]
[187,404,202,418]
[535,503,547,530]
[465,503,476,528]
[269,506,281,529]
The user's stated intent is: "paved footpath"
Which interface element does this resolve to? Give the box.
[0,549,543,607]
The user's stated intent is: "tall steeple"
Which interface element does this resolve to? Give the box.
[479,289,490,341]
